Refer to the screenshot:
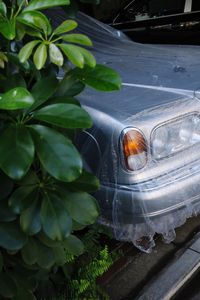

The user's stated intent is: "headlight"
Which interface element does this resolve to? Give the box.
[122,129,147,171]
[152,114,200,159]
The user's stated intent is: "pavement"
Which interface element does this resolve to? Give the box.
[99,216,200,300]
[136,233,200,300]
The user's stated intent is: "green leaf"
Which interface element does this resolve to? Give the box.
[0,198,17,222]
[53,20,77,35]
[24,0,70,11]
[4,74,26,91]
[0,58,5,69]
[56,73,85,97]
[0,18,16,40]
[9,186,36,214]
[53,246,68,265]
[62,33,93,46]
[30,75,59,111]
[72,220,86,231]
[77,47,96,68]
[0,126,34,180]
[7,53,31,72]
[25,27,43,39]
[33,103,92,129]
[19,40,40,63]
[59,43,95,68]
[68,170,100,192]
[0,272,17,298]
[21,238,38,265]
[20,197,41,235]
[63,235,84,256]
[33,43,47,70]
[29,125,82,182]
[13,290,36,300]
[36,241,55,269]
[38,232,60,248]
[18,11,51,35]
[0,2,7,16]
[0,87,34,110]
[48,96,80,106]
[9,270,37,294]
[63,192,99,225]
[0,221,27,251]
[0,171,13,200]
[59,44,84,68]
[17,170,39,186]
[41,193,72,241]
[49,43,64,67]
[73,64,122,91]
[16,22,26,40]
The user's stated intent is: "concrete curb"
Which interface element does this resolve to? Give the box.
[136,233,200,300]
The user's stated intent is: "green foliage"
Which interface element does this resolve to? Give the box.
[68,246,113,299]
[0,0,121,298]
[51,225,121,300]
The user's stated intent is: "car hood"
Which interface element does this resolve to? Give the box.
[79,40,200,120]
[74,13,200,118]
[50,10,200,118]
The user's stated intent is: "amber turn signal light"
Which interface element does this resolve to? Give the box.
[122,129,147,171]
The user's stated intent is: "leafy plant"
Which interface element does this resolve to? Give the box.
[43,225,121,300]
[0,0,121,298]
[68,246,113,299]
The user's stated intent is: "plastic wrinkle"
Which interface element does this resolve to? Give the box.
[50,10,200,253]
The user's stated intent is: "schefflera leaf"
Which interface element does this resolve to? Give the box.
[0,171,13,200]
[0,87,34,110]
[58,44,96,68]
[0,221,27,251]
[30,75,59,111]
[73,64,122,91]
[0,126,35,180]
[19,40,40,63]
[21,237,38,265]
[17,11,52,35]
[0,1,7,16]
[53,20,78,35]
[62,33,93,46]
[29,125,82,182]
[24,0,70,12]
[0,18,16,40]
[49,44,64,67]
[41,193,72,241]
[33,103,92,129]
[62,191,99,225]
[63,235,84,256]
[9,186,36,214]
[33,43,47,70]
[20,195,41,235]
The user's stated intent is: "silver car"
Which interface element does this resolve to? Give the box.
[54,11,200,251]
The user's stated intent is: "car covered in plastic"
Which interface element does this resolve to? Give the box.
[52,10,200,252]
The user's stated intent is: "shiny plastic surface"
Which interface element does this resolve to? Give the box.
[50,9,200,252]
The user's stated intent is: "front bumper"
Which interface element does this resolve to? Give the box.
[97,158,200,224]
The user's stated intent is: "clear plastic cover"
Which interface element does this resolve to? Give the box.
[51,10,200,252]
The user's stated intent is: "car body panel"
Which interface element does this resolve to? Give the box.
[50,9,200,251]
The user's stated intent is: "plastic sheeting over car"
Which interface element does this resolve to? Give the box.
[49,9,200,252]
